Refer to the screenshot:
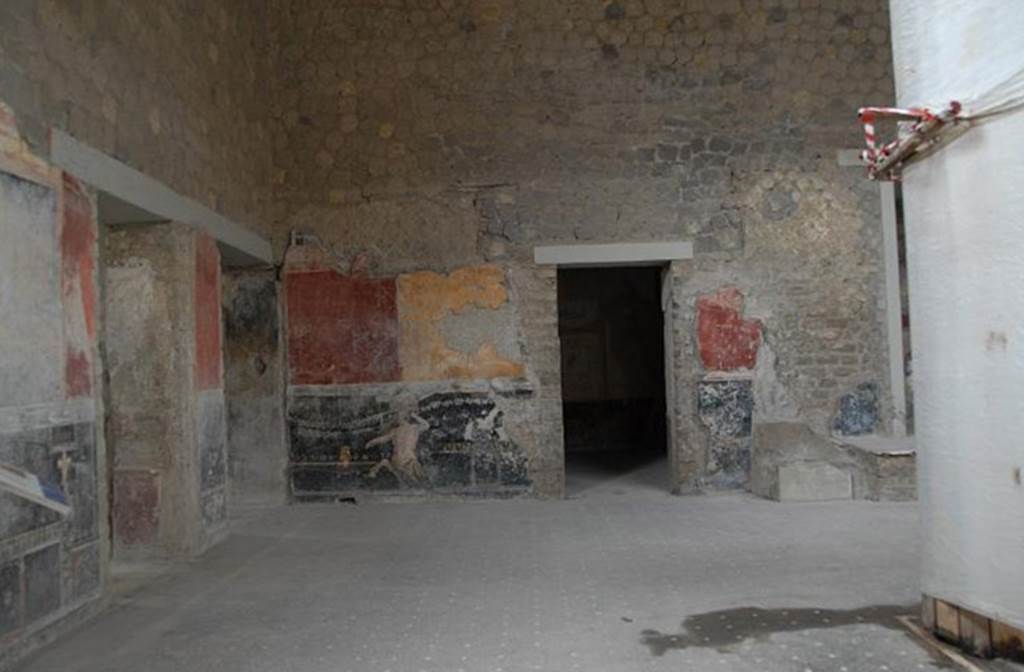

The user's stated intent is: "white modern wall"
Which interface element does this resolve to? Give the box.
[891,0,1024,629]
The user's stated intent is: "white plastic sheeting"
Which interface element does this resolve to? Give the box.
[891,0,1024,629]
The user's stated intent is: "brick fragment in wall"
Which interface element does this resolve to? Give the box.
[832,383,879,436]
[285,270,400,385]
[697,288,762,371]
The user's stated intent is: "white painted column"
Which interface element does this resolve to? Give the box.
[891,0,1024,629]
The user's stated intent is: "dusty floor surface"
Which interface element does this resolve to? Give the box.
[17,458,947,672]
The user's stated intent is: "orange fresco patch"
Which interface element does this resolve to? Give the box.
[398,265,509,320]
[397,265,524,381]
[0,101,56,184]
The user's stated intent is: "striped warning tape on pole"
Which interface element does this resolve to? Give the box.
[857,103,961,180]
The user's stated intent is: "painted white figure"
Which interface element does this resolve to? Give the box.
[366,408,430,483]
[463,406,506,442]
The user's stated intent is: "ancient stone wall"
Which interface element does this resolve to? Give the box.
[0,1,272,232]
[223,270,288,504]
[270,0,897,494]
[104,225,228,559]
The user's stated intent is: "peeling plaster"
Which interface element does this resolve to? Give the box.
[397,265,525,381]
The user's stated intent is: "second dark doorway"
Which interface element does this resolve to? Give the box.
[557,266,667,494]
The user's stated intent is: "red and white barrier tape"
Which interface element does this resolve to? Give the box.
[857,102,962,180]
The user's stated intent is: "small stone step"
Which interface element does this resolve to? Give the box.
[776,462,853,502]
[751,423,916,502]
[832,435,917,502]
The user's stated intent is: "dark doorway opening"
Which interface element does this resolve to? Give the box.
[557,266,667,494]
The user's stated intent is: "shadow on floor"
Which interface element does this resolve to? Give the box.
[565,450,668,497]
[640,604,925,654]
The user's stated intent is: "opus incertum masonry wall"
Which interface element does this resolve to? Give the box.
[105,224,228,560]
[272,0,898,496]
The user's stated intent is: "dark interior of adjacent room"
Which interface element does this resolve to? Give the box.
[557,266,666,487]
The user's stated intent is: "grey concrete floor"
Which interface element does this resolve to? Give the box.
[18,458,948,672]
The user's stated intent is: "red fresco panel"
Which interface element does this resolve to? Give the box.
[696,287,762,371]
[194,233,222,390]
[286,270,400,385]
[60,174,97,398]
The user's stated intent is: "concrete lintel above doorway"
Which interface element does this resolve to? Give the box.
[533,241,693,267]
[50,129,273,267]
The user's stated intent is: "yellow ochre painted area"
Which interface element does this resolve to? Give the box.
[397,265,524,381]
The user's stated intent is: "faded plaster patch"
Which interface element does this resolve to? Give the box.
[752,340,800,422]
[0,170,63,407]
[397,265,525,381]
[438,302,520,363]
[104,258,157,367]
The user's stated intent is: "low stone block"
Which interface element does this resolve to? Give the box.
[776,462,852,502]
[750,422,843,499]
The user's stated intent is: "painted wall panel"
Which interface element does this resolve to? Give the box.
[696,288,762,372]
[60,173,97,398]
[0,103,103,664]
[397,265,524,381]
[112,470,160,546]
[194,234,222,391]
[288,387,530,499]
[286,270,400,385]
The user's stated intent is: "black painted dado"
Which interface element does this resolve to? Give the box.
[288,391,530,499]
[832,383,879,436]
[0,421,101,641]
[199,397,228,528]
[698,380,754,488]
